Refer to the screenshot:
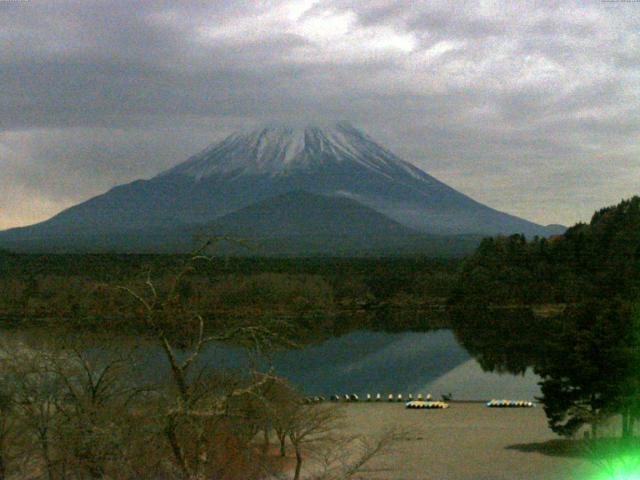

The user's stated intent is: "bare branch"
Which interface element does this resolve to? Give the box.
[116,285,152,315]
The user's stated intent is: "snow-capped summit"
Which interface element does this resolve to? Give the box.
[160,122,428,182]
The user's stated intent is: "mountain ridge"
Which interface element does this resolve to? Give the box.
[0,123,564,254]
[0,191,485,256]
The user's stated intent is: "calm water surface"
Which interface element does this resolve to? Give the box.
[2,327,541,401]
[273,330,540,399]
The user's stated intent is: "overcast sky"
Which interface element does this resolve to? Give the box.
[1,0,639,230]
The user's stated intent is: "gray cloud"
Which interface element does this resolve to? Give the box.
[1,0,639,229]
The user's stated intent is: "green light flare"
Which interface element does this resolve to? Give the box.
[575,436,640,480]
[590,454,640,480]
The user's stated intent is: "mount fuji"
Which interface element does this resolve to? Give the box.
[0,123,563,255]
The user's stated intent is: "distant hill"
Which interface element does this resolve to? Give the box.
[201,191,484,256]
[210,190,416,238]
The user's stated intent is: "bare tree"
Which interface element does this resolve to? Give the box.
[118,245,289,479]
[258,379,303,458]
[1,347,63,480]
[50,341,144,479]
[288,404,341,480]
[0,382,18,480]
[310,429,401,480]
[268,397,400,480]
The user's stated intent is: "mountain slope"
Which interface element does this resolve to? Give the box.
[0,123,563,254]
[201,191,483,256]
[0,192,483,256]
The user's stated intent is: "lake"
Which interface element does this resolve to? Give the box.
[241,329,542,400]
[2,326,541,401]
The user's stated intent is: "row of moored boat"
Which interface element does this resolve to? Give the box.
[326,393,437,403]
[486,399,535,408]
[303,395,535,408]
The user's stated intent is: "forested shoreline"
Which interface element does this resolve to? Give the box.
[0,253,458,331]
[452,196,640,442]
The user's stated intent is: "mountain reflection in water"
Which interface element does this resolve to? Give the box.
[1,326,542,401]
[194,330,541,400]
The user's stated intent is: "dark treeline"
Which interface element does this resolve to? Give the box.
[0,252,458,280]
[451,197,640,441]
[0,252,458,328]
[452,197,640,306]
